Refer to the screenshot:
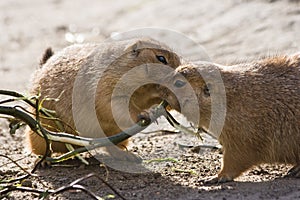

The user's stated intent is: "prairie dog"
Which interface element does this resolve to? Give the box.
[161,53,300,182]
[26,37,181,159]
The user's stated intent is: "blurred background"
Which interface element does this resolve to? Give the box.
[1,0,300,91]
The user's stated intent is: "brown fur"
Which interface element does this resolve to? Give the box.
[162,53,300,182]
[26,38,181,159]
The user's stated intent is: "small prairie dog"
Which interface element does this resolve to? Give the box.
[162,53,300,182]
[26,37,181,159]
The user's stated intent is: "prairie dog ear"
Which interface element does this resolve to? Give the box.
[124,40,146,57]
[124,38,160,56]
[203,83,212,97]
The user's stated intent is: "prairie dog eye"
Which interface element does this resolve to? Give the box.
[156,55,168,65]
[174,79,186,88]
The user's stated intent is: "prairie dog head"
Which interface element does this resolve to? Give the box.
[161,62,226,131]
[99,38,182,127]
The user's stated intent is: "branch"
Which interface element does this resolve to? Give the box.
[0,101,168,148]
[0,90,200,148]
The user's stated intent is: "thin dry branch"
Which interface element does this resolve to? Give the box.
[0,154,32,183]
[0,173,126,199]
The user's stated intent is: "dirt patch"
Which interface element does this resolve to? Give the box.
[1,0,300,199]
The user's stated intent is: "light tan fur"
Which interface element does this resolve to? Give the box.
[162,53,300,182]
[26,38,181,160]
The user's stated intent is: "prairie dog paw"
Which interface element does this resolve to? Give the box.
[201,175,233,185]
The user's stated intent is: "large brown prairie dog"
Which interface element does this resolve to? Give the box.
[162,53,300,183]
[26,37,181,158]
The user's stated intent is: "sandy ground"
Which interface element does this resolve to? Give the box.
[1,0,300,199]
